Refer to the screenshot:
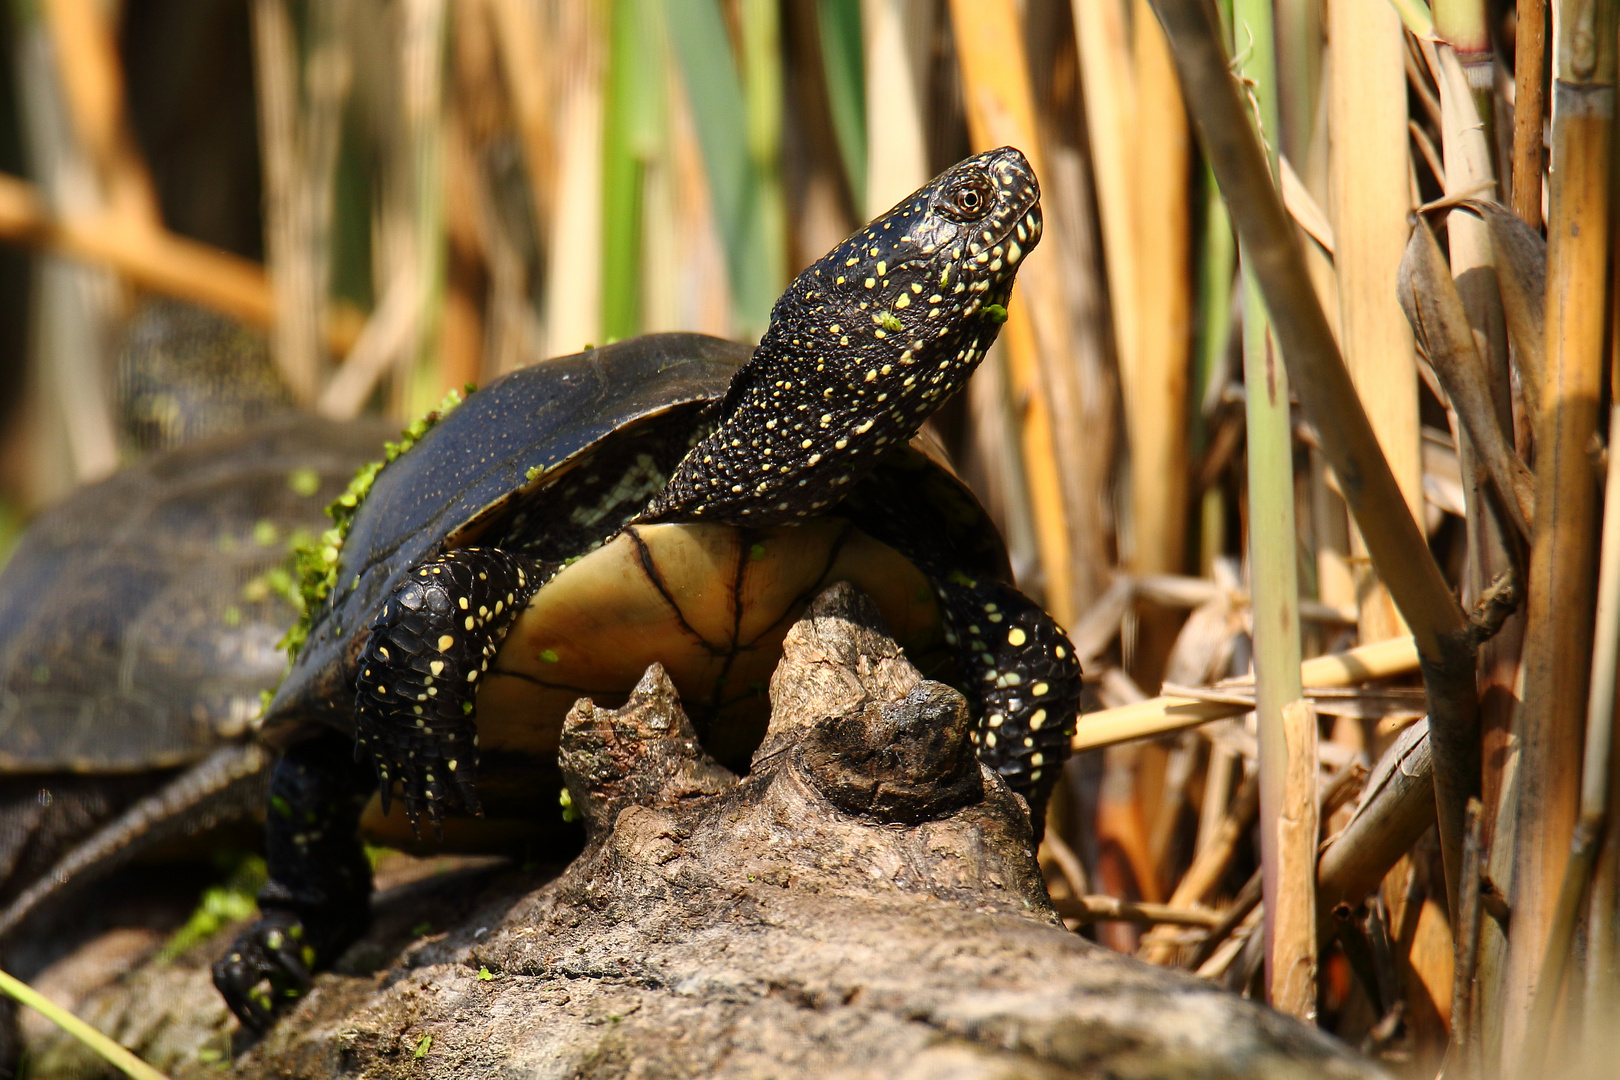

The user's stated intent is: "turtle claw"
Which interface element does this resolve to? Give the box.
[363,739,478,839]
[455,777,483,818]
[212,910,314,1033]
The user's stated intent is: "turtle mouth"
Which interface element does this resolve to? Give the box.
[944,202,1042,303]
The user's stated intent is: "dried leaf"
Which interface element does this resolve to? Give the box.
[1397,217,1534,538]
[1464,198,1546,419]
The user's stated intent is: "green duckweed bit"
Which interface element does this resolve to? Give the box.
[279,386,474,662]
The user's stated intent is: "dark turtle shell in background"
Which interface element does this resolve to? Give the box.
[0,415,389,906]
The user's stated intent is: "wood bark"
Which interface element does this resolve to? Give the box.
[29,586,1385,1079]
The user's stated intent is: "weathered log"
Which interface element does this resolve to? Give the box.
[29,585,1385,1079]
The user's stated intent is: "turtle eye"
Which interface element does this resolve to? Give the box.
[940,175,995,221]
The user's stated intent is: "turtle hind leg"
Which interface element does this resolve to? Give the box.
[355,546,548,835]
[213,730,374,1031]
[936,574,1081,828]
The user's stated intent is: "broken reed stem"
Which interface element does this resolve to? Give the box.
[1450,798,1485,1078]
[1273,699,1319,1018]
[1500,1,1617,1064]
[1317,719,1435,918]
[1517,401,1620,1071]
[1146,0,1478,924]
[1512,0,1547,228]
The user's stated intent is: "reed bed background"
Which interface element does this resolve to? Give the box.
[0,1,1611,1077]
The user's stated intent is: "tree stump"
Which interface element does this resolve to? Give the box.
[29,584,1385,1079]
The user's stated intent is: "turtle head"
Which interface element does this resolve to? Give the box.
[641,149,1041,526]
[770,146,1041,348]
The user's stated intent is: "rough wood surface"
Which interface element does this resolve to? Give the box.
[29,585,1385,1079]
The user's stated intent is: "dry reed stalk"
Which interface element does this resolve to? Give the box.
[1185,868,1264,970]
[1461,209,1541,1008]
[1231,0,1310,1007]
[1148,0,1479,921]
[1591,403,1620,1036]
[965,342,1042,580]
[1432,40,1525,885]
[1072,635,1421,751]
[0,171,363,352]
[317,274,418,419]
[1517,402,1620,1071]
[1326,0,1423,644]
[1498,0,1616,1065]
[1124,1,1192,688]
[1141,770,1260,964]
[1197,734,1238,855]
[666,38,732,338]
[781,0,859,271]
[1030,92,1119,615]
[252,0,355,406]
[399,0,450,414]
[1302,65,1355,621]
[543,0,605,356]
[1273,0,1320,162]
[1128,0,1191,581]
[860,0,929,217]
[1198,903,1265,980]
[40,0,161,230]
[486,0,555,264]
[947,0,1092,623]
[1512,0,1547,228]
[1070,0,1137,390]
[14,16,120,488]
[440,107,487,390]
[250,0,303,394]
[1053,895,1222,929]
[1388,862,1456,1069]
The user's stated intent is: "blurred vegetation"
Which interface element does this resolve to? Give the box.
[1,1,1618,1077]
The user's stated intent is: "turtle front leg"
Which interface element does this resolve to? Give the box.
[213,730,374,1031]
[932,573,1081,821]
[355,547,548,834]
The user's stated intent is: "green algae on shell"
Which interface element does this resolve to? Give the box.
[280,386,474,662]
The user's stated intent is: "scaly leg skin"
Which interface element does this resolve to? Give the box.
[354,546,549,834]
[212,731,375,1032]
[934,573,1080,828]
